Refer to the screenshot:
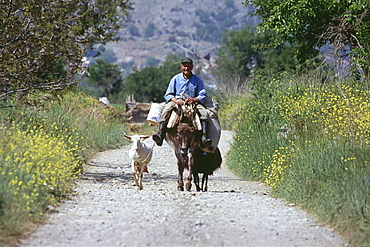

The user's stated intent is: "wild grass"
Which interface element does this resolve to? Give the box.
[221,76,370,247]
[0,90,130,247]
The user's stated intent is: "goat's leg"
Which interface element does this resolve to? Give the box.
[131,162,140,187]
[138,172,143,190]
[138,165,146,190]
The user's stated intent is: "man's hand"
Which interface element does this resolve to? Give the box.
[173,98,184,106]
[185,97,199,105]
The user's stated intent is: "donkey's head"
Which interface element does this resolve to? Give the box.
[176,125,196,157]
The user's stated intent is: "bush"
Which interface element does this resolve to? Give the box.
[224,76,370,246]
[0,90,130,246]
[0,121,81,226]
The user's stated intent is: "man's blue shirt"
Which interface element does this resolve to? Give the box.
[164,73,207,104]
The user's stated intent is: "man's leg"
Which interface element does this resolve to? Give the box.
[152,102,176,146]
[197,104,212,146]
[152,122,166,146]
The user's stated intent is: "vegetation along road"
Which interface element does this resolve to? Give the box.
[21,130,348,246]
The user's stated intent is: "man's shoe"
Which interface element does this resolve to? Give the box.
[200,120,212,146]
[153,121,166,146]
[201,135,212,146]
[152,134,164,146]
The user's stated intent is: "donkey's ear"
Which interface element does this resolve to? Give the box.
[124,133,132,139]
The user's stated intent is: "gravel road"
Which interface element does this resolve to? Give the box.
[21,130,348,247]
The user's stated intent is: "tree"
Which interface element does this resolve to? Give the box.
[246,0,370,77]
[144,22,156,38]
[84,59,123,98]
[123,54,181,102]
[213,25,298,88]
[128,25,140,37]
[0,0,133,106]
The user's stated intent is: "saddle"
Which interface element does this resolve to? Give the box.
[167,104,202,130]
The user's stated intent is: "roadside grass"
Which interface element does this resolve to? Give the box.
[220,76,370,247]
[217,93,253,131]
[127,122,157,136]
[0,90,130,247]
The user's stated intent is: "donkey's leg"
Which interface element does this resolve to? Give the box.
[201,174,209,192]
[176,154,185,191]
[186,173,192,191]
[177,165,184,191]
[193,172,201,191]
[186,155,193,191]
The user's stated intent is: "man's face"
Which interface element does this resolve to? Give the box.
[181,62,193,76]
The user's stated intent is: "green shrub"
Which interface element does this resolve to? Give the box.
[225,77,370,246]
[0,90,130,246]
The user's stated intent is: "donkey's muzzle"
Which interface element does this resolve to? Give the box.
[180,147,188,157]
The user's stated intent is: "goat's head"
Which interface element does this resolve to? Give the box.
[124,134,149,150]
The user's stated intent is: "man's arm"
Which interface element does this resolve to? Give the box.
[195,76,207,104]
[164,77,177,102]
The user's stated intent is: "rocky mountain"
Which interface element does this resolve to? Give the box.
[103,0,259,76]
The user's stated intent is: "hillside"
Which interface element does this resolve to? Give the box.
[103,0,259,75]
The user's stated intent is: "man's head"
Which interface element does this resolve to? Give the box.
[180,57,193,78]
[181,57,193,65]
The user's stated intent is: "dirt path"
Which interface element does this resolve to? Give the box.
[21,130,348,247]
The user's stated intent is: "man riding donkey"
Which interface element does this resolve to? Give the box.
[152,57,219,150]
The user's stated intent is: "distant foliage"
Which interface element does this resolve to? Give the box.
[196,9,211,24]
[0,0,133,107]
[128,25,141,37]
[213,25,299,91]
[144,22,156,38]
[193,1,247,43]
[146,57,161,67]
[123,54,181,102]
[83,59,123,98]
[246,0,370,78]
[225,0,235,8]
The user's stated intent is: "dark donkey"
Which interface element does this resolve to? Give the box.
[165,100,221,191]
[192,147,222,191]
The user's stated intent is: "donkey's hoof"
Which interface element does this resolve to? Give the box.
[186,183,192,191]
[177,186,184,191]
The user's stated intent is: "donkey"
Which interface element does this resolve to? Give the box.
[192,147,222,191]
[165,100,222,192]
[165,101,202,191]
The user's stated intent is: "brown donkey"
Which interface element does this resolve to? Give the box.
[165,102,202,191]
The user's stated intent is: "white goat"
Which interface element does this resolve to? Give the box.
[124,134,154,190]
